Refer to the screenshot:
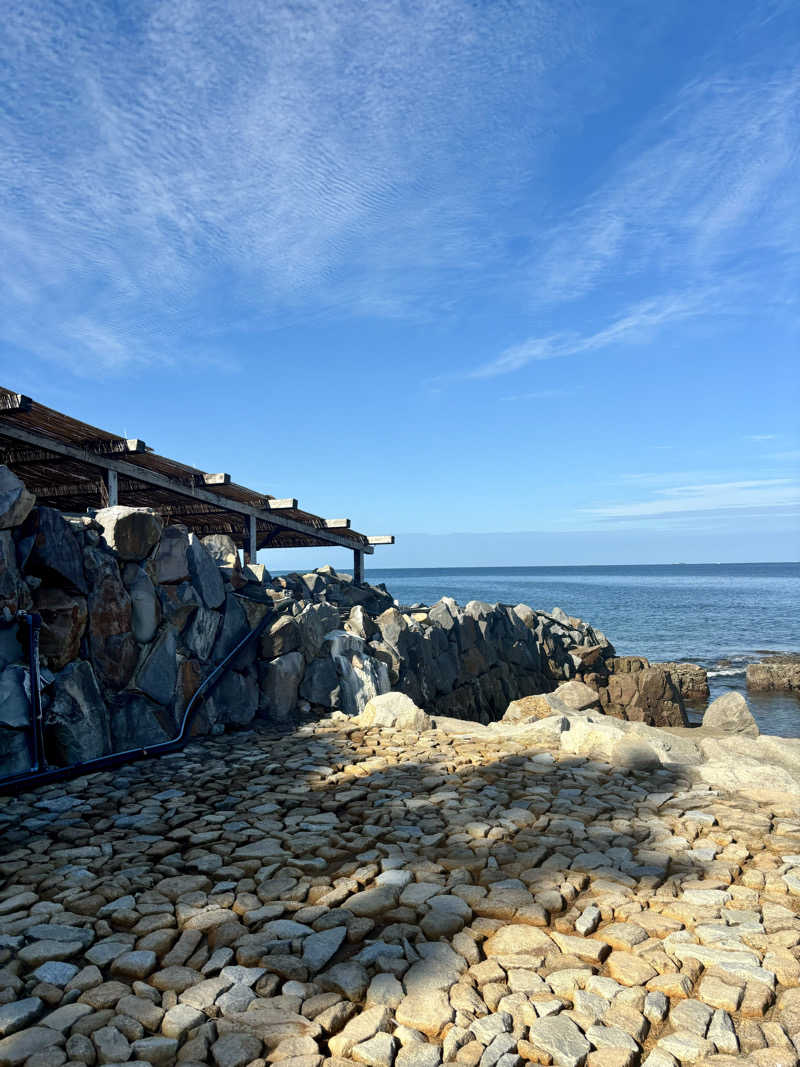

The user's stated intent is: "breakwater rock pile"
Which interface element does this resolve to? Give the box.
[1,466,700,780]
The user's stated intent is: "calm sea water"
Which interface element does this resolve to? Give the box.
[366,563,800,738]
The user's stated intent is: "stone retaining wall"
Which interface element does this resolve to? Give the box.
[0,467,618,778]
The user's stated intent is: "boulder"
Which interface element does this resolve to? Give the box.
[697,734,800,800]
[136,626,179,706]
[652,661,709,701]
[0,466,34,529]
[502,693,553,723]
[201,534,245,589]
[153,525,190,584]
[83,547,137,690]
[122,564,161,644]
[187,533,225,609]
[300,657,340,708]
[260,614,301,659]
[357,692,431,731]
[94,506,163,561]
[0,727,30,777]
[703,691,759,737]
[601,664,687,727]
[184,606,221,661]
[260,651,304,719]
[0,665,32,729]
[547,679,601,712]
[560,714,702,770]
[336,651,391,716]
[33,587,87,670]
[0,531,23,613]
[22,507,87,593]
[212,593,251,666]
[746,655,800,692]
[158,581,201,630]
[110,692,173,750]
[48,660,110,763]
[203,668,259,727]
[0,617,24,669]
[296,602,340,660]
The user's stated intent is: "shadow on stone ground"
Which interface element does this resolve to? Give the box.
[1,716,799,1066]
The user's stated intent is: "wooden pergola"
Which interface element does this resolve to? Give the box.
[0,388,393,581]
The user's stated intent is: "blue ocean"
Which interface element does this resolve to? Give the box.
[366,563,800,738]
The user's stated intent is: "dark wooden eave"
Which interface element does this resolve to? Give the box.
[0,388,394,555]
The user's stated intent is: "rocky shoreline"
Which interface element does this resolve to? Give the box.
[3,466,800,1065]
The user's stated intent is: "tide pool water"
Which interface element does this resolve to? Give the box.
[366,563,800,737]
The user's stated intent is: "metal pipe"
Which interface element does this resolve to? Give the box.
[0,599,279,796]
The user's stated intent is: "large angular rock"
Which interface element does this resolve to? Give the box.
[0,466,34,529]
[22,507,86,593]
[136,626,179,705]
[299,656,340,707]
[336,650,391,715]
[260,651,304,719]
[187,533,225,609]
[83,547,137,689]
[0,618,24,670]
[202,534,244,589]
[652,661,709,701]
[0,665,33,729]
[602,664,687,726]
[703,691,759,737]
[33,586,87,670]
[122,564,161,644]
[158,581,201,630]
[0,531,23,614]
[746,654,800,692]
[0,664,34,777]
[110,692,173,750]
[357,691,430,731]
[260,614,301,659]
[94,506,163,561]
[296,602,339,660]
[184,606,221,661]
[48,660,110,763]
[502,693,553,723]
[213,593,251,665]
[154,525,190,584]
[527,1015,591,1067]
[547,679,601,712]
[204,668,259,727]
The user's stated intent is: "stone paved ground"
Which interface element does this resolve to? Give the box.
[1,716,799,1067]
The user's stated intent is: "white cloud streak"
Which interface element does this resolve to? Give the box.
[0,0,592,373]
[581,479,800,520]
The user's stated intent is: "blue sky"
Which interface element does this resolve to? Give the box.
[1,0,798,569]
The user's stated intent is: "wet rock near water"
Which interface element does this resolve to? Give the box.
[747,656,800,693]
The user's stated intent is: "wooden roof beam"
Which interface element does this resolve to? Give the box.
[0,393,32,412]
[323,518,351,528]
[0,419,373,552]
[0,438,148,464]
[368,535,395,545]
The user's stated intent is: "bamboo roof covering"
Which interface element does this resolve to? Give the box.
[0,388,393,555]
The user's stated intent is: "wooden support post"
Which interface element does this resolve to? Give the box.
[100,469,118,507]
[353,549,364,585]
[244,515,257,564]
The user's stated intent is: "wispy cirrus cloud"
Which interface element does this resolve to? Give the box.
[528,65,800,306]
[471,288,711,376]
[478,32,799,379]
[0,0,596,374]
[581,478,800,521]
